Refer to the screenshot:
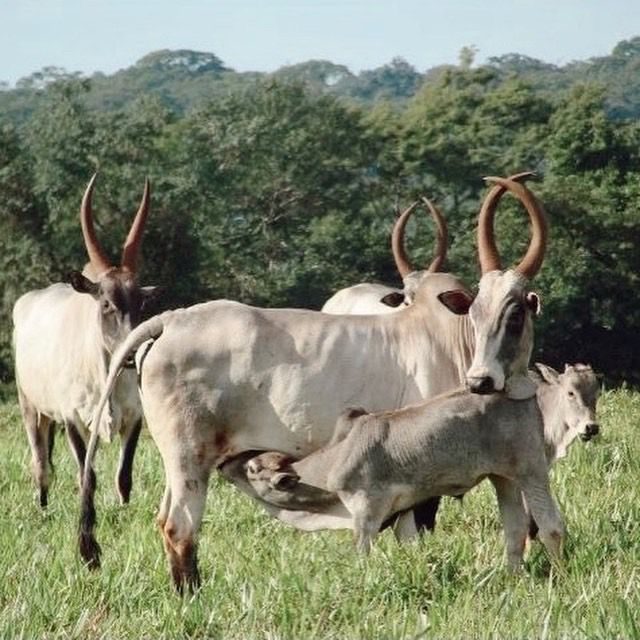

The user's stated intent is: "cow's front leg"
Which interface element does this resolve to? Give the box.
[115,418,143,504]
[490,475,529,571]
[19,388,54,508]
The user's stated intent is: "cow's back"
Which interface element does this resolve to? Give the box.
[137,300,430,464]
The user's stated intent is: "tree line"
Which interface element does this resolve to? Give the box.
[1,66,639,387]
[4,37,640,121]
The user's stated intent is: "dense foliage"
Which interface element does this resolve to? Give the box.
[0,42,639,385]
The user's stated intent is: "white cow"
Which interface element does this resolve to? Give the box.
[79,176,548,592]
[13,174,157,507]
[321,197,448,314]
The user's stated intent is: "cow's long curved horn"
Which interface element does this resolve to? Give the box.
[477,171,536,275]
[482,174,548,279]
[391,201,420,277]
[80,173,113,274]
[420,196,448,273]
[121,178,150,273]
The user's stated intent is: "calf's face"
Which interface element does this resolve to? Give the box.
[539,363,600,443]
[246,451,300,496]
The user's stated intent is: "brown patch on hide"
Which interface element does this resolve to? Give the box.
[214,431,229,453]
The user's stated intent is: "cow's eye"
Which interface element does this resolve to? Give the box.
[567,390,575,399]
[102,300,113,314]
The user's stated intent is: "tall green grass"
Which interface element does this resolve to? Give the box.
[0,389,638,639]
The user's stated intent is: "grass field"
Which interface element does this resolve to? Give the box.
[0,388,638,639]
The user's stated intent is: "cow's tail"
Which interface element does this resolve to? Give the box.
[78,314,165,569]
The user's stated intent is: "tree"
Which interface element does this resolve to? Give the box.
[175,81,390,307]
[0,125,50,381]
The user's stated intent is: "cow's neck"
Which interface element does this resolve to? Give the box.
[391,308,474,399]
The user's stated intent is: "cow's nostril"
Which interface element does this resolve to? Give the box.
[467,376,495,395]
[580,423,600,442]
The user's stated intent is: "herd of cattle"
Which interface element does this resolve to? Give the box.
[11,171,601,593]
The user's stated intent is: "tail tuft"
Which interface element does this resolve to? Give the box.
[78,470,101,570]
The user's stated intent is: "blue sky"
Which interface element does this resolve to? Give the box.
[1,0,639,86]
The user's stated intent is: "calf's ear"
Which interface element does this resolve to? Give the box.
[532,362,559,385]
[438,289,474,315]
[380,292,406,308]
[272,472,299,491]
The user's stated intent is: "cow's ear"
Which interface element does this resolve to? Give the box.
[532,362,559,385]
[68,271,100,297]
[141,285,161,302]
[380,292,405,308]
[526,291,541,316]
[438,290,474,315]
[141,285,160,299]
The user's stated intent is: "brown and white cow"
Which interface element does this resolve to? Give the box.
[79,175,547,591]
[12,174,157,507]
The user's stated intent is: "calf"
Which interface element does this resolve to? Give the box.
[229,363,600,570]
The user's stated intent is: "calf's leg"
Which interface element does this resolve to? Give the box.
[490,476,529,571]
[341,491,395,554]
[520,476,565,562]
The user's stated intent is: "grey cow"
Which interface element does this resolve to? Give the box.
[230,362,600,570]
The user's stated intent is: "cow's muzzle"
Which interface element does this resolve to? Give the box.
[580,422,600,442]
[467,376,495,395]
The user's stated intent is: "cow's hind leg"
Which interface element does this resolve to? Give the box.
[115,418,142,504]
[520,477,565,563]
[18,388,53,508]
[160,460,210,594]
[490,476,529,571]
[65,422,96,492]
